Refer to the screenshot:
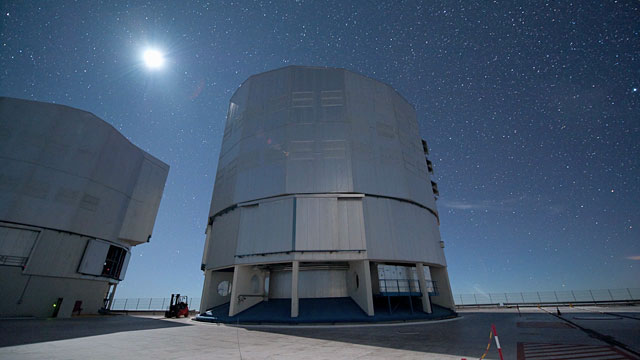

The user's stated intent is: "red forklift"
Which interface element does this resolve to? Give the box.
[164,294,189,318]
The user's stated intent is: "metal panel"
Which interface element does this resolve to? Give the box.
[364,196,444,265]
[78,239,111,276]
[293,196,365,252]
[336,198,365,250]
[236,198,293,256]
[20,229,91,278]
[299,269,348,298]
[209,67,367,216]
[0,225,38,258]
[295,197,337,251]
[342,70,436,211]
[269,269,348,299]
[207,208,241,269]
[119,155,169,244]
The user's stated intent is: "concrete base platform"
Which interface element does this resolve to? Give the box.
[196,297,456,324]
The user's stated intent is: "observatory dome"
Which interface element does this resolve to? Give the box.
[200,66,454,322]
[0,97,169,318]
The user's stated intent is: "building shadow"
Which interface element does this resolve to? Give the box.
[198,297,456,324]
[236,310,561,359]
[0,315,191,347]
[242,317,475,357]
[239,308,640,358]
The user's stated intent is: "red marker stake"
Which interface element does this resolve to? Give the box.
[491,324,504,360]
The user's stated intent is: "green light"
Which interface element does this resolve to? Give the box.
[53,304,57,307]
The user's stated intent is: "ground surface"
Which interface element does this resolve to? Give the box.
[0,306,638,359]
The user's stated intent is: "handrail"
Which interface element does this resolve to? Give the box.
[378,278,439,295]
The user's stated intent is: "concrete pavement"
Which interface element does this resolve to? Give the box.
[0,306,638,359]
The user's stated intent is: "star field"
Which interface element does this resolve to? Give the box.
[1,1,638,297]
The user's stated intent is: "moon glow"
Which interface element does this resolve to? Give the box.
[143,49,165,69]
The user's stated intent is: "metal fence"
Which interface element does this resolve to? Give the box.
[111,288,639,311]
[454,288,640,306]
[111,297,201,312]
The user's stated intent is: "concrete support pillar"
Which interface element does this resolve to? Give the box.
[201,270,234,312]
[430,266,455,310]
[200,270,211,313]
[263,271,270,301]
[105,283,117,310]
[362,260,374,316]
[228,265,265,316]
[348,260,374,316]
[201,225,212,269]
[416,263,432,314]
[228,265,241,316]
[291,261,299,318]
[199,225,213,313]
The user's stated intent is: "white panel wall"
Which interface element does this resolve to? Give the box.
[119,154,169,244]
[236,198,293,256]
[295,196,365,251]
[286,138,353,194]
[344,70,436,211]
[337,198,366,250]
[295,197,337,251]
[23,230,92,278]
[363,196,445,266]
[206,209,241,270]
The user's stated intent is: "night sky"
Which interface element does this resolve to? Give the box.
[1,1,638,299]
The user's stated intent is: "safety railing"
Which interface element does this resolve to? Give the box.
[378,279,439,295]
[110,297,201,312]
[454,288,640,306]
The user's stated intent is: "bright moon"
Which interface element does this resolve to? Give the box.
[143,49,165,69]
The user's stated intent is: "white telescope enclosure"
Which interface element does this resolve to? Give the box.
[200,66,454,319]
[0,97,169,318]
